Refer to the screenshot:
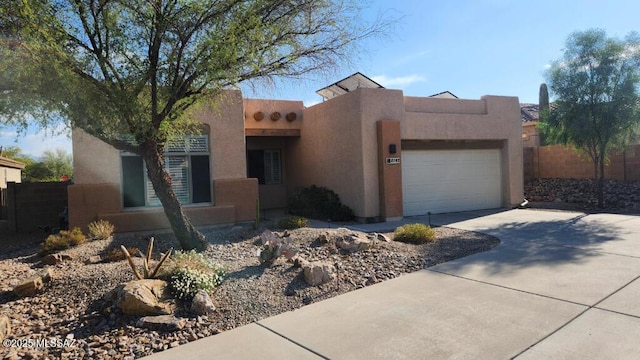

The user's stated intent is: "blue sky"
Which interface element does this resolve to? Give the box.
[3,0,640,158]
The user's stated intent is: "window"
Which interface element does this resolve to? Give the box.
[247,149,282,185]
[122,135,211,208]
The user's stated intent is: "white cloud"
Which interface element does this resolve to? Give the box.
[0,124,72,159]
[371,74,427,88]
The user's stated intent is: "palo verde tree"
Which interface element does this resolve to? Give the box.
[541,29,640,208]
[1,0,388,250]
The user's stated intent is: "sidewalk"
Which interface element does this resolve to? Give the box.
[143,209,640,359]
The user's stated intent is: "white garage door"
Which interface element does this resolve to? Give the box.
[402,149,502,216]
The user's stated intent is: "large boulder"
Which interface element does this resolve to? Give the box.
[108,279,175,315]
[303,261,336,286]
[335,233,373,252]
[190,291,216,316]
[13,268,53,298]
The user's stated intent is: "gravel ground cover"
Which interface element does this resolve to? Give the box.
[525,178,640,213]
[0,222,498,359]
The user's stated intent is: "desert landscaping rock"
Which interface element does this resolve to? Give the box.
[12,268,53,298]
[303,261,336,286]
[0,224,498,359]
[41,253,73,265]
[110,279,175,316]
[0,315,10,341]
[136,315,186,331]
[86,255,103,264]
[190,291,216,316]
[525,178,640,212]
[335,232,373,252]
[374,233,391,242]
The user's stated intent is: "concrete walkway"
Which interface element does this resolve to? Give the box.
[143,209,640,359]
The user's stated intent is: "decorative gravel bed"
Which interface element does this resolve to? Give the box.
[0,223,498,359]
[525,178,640,213]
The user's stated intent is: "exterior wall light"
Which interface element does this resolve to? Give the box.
[389,144,397,154]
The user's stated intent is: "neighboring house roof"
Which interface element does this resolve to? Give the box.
[429,91,458,99]
[520,103,539,122]
[316,72,384,101]
[0,155,26,169]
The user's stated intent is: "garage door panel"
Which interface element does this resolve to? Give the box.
[402,149,502,215]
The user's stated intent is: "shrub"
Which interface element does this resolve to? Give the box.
[277,216,309,230]
[40,227,87,255]
[394,224,436,244]
[88,220,116,240]
[163,250,225,300]
[288,185,354,221]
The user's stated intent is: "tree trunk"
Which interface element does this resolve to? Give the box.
[143,144,208,251]
[597,153,605,208]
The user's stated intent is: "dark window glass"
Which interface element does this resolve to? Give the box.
[191,155,211,203]
[122,156,145,207]
[247,150,266,184]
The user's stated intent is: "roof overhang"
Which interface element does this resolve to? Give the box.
[316,72,384,101]
[0,156,26,169]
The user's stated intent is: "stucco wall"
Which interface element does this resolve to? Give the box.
[290,89,523,218]
[192,90,247,179]
[403,95,523,208]
[69,90,256,231]
[522,122,540,147]
[73,129,121,185]
[289,88,405,218]
[1,167,22,188]
[244,98,303,133]
[288,90,368,216]
[73,91,247,186]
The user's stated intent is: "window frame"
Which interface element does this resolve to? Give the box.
[120,135,211,209]
[263,149,282,185]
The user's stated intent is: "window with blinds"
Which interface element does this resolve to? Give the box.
[247,149,282,185]
[264,150,281,184]
[121,135,211,208]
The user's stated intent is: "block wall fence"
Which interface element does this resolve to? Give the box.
[524,144,640,183]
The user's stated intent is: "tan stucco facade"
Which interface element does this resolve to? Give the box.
[70,86,523,231]
[69,91,257,232]
[289,88,523,220]
[522,122,541,146]
[0,156,25,188]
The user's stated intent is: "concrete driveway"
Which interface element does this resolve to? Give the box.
[143,209,640,359]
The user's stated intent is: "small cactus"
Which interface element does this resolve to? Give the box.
[121,237,172,279]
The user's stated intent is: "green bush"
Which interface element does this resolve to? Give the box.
[277,216,309,230]
[163,250,225,300]
[394,224,436,244]
[287,185,354,221]
[87,219,116,240]
[40,227,87,255]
